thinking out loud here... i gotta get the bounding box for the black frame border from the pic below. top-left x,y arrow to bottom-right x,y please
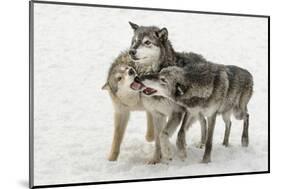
29,0 -> 270,188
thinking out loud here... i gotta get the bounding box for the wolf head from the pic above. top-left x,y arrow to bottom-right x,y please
102,63 -> 139,93
131,65 -> 214,104
102,54 -> 143,106
128,21 -> 169,66
138,67 -> 187,99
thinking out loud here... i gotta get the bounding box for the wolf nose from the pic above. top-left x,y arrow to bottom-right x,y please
134,76 -> 141,83
128,68 -> 135,76
129,49 -> 136,56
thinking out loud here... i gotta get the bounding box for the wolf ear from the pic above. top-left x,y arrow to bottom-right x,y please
102,82 -> 110,90
129,21 -> 139,31
155,27 -> 168,41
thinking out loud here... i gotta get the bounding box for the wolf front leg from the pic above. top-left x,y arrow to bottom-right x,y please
147,112 -> 166,164
108,111 -> 130,161
176,112 -> 195,160
202,112 -> 217,163
145,112 -> 155,142
160,111 -> 183,161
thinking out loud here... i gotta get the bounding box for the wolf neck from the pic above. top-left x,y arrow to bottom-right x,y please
159,39 -> 176,69
134,40 -> 176,74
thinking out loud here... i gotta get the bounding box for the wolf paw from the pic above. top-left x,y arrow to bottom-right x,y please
147,157 -> 161,165
241,137 -> 249,147
162,145 -> 173,161
222,138 -> 230,147
108,152 -> 119,161
202,155 -> 211,163
145,133 -> 154,142
178,148 -> 187,160
196,142 -> 205,149
159,133 -> 173,160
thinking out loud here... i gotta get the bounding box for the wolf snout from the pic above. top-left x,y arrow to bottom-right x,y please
129,49 -> 137,56
134,76 -> 141,83
128,68 -> 135,76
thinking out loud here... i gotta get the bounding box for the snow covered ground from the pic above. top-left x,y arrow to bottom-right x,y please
33,3 -> 268,186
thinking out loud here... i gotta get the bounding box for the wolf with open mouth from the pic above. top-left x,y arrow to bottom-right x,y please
104,22 -> 209,163
132,62 -> 253,163
104,60 -> 186,163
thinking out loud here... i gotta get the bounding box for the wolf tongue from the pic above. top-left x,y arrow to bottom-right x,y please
145,88 -> 152,93
131,82 -> 142,90
143,87 -> 156,95
133,82 -> 141,88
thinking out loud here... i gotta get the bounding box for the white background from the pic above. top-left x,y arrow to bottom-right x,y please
32,2 -> 268,185
0,0 -> 277,189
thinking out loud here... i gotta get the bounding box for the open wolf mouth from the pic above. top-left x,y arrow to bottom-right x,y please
130,78 -> 157,95
142,87 -> 157,95
130,81 -> 144,90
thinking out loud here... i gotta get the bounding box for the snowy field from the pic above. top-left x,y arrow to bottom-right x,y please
33,3 -> 268,186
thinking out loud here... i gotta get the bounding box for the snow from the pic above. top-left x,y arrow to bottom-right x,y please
33,3 -> 268,186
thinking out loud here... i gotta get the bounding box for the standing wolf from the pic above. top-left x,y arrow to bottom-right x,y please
102,52 -> 155,161
104,22 -> 220,163
128,22 -> 210,159
134,62 -> 253,163
103,22 -> 194,163
103,61 -> 185,163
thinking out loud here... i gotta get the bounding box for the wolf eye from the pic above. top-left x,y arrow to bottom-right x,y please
144,40 -> 151,45
117,76 -> 122,81
160,77 -> 167,83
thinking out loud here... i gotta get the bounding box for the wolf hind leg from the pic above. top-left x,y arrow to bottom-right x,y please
241,112 -> 249,147
202,112 -> 217,163
222,111 -> 232,147
233,106 -> 250,147
240,90 -> 251,147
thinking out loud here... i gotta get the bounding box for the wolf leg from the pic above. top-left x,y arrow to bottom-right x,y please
242,113 -> 249,147
239,89 -> 251,147
176,113 -> 195,160
108,111 -> 130,161
202,113 -> 217,163
145,112 -> 154,142
147,112 -> 166,164
160,111 -> 183,161
198,113 -> 207,148
222,111 -> 232,147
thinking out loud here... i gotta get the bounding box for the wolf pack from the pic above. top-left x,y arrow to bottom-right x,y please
102,22 -> 254,164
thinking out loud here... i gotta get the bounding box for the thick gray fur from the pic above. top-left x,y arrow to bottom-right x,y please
104,22 -> 208,163
141,61 -> 253,162
128,22 -> 210,161
128,22 -> 207,74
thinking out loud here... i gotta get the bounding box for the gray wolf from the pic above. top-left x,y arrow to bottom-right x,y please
103,21 -> 184,163
135,62 -> 253,163
128,22 -> 209,160
102,56 -> 185,163
103,22 -> 207,163
127,21 -> 208,74
102,52 -> 155,161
